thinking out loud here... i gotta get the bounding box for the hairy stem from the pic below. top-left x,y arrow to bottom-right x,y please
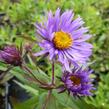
52,61 -> 55,85
42,90 -> 51,109
22,65 -> 47,86
42,60 -> 55,109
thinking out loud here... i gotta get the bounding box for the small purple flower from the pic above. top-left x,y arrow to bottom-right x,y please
59,68 -> 94,96
34,8 -> 93,71
0,45 -> 22,66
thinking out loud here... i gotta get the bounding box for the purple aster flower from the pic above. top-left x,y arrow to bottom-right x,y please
0,45 -> 22,66
59,67 -> 94,96
34,8 -> 93,71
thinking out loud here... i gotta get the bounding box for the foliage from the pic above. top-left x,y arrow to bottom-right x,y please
0,0 -> 109,109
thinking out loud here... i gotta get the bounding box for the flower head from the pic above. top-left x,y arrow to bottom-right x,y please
0,45 -> 22,66
34,8 -> 93,71
59,68 -> 94,96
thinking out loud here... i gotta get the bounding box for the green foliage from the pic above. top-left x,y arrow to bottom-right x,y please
0,0 -> 109,109
85,73 -> 109,109
12,96 -> 38,109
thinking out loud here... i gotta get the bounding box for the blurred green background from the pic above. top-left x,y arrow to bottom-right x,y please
0,0 -> 109,109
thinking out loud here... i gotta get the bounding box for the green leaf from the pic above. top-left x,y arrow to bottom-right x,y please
53,90 -> 80,109
12,96 -> 38,109
14,80 -> 39,96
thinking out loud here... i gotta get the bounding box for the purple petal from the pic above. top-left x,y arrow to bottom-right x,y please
72,27 -> 89,39
49,48 -> 55,60
68,17 -> 84,33
60,10 -> 74,29
54,8 -> 61,31
74,35 -> 92,42
33,50 -> 48,57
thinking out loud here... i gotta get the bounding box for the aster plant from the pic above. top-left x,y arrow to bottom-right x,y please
0,9 -> 94,109
32,8 -> 94,109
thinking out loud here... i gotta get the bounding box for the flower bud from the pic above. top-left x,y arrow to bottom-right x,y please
0,45 -> 22,66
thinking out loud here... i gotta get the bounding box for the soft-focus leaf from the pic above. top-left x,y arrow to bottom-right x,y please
14,80 -> 39,96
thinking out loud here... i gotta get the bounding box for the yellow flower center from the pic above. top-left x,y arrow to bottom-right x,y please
53,31 -> 73,50
70,75 -> 81,86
